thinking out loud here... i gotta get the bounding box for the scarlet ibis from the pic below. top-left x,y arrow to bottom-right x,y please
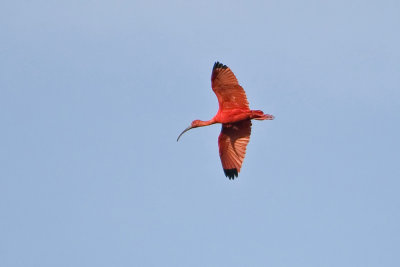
177,62 -> 274,179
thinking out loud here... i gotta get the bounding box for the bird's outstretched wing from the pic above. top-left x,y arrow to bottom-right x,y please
211,62 -> 250,112
218,119 -> 252,179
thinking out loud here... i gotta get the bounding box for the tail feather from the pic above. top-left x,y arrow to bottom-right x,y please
251,110 -> 274,120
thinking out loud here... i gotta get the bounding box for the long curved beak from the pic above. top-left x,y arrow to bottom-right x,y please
177,125 -> 193,141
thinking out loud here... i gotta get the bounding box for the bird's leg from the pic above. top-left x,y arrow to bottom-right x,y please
262,114 -> 275,120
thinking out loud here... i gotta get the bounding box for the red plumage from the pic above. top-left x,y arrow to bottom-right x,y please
177,62 -> 274,179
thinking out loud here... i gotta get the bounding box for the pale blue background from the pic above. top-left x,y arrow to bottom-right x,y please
1,1 -> 399,266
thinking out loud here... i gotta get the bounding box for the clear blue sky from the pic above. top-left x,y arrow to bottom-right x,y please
1,1 -> 399,266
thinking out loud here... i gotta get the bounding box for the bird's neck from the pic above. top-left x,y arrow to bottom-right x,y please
196,118 -> 217,127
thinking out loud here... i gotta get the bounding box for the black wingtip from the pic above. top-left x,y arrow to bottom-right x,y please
213,61 -> 228,71
224,168 -> 238,180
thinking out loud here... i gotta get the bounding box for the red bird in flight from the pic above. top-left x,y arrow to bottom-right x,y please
177,62 -> 274,179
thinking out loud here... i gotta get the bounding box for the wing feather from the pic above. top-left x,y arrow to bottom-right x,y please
218,119 -> 252,179
211,62 -> 250,112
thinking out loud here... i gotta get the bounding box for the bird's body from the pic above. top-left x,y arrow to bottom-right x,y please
177,62 -> 274,179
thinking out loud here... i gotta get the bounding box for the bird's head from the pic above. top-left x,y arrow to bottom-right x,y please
176,120 -> 202,141
191,120 -> 203,128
